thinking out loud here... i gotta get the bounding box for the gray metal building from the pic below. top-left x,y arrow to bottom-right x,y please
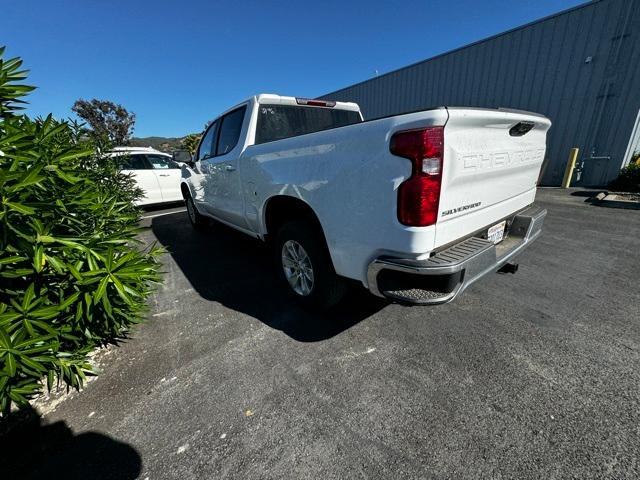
321,0 -> 640,186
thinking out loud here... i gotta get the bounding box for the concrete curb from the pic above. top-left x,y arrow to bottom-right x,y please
590,191 -> 640,210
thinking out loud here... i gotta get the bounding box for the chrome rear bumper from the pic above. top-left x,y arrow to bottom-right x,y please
367,205 -> 547,305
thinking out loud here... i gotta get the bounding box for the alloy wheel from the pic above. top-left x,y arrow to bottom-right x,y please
281,240 -> 315,296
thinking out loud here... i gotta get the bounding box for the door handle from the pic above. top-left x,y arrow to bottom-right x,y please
225,165 -> 236,172
158,173 -> 170,177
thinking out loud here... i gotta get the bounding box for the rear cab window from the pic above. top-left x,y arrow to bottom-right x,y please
255,104 -> 362,145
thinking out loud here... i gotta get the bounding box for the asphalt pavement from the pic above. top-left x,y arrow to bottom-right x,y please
5,188 -> 640,479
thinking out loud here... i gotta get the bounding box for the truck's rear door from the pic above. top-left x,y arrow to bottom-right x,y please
434,108 -> 551,248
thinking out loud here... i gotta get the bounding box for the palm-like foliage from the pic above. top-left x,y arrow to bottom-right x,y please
0,47 -> 162,415
181,133 -> 201,155
0,47 -> 36,119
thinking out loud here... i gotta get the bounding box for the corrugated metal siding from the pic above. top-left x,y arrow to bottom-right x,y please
320,0 -> 640,186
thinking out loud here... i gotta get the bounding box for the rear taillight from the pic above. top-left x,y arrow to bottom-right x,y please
390,126 -> 444,227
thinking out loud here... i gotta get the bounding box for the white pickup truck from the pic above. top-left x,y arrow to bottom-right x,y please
181,94 -> 550,308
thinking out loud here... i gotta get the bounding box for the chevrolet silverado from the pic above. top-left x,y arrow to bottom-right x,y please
181,94 -> 551,308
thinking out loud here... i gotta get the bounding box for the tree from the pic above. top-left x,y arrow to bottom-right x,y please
181,133 -> 201,155
72,98 -> 135,145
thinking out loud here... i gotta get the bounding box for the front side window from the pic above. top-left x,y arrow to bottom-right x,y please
255,105 -> 362,145
121,154 -> 150,170
216,106 -> 247,156
197,121 -> 218,161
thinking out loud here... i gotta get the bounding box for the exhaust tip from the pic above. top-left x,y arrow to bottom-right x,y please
498,263 -> 519,274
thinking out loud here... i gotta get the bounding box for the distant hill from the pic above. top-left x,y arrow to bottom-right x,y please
129,136 -> 183,153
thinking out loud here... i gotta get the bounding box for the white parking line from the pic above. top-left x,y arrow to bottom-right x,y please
141,209 -> 187,219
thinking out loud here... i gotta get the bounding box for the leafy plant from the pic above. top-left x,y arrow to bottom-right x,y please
0,47 -> 162,415
608,161 -> 640,193
0,47 -> 35,119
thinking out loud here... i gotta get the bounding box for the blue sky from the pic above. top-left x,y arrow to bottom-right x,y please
4,0 -> 585,138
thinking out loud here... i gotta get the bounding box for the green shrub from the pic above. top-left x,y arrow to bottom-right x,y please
608,161 -> 640,193
0,47 -> 162,415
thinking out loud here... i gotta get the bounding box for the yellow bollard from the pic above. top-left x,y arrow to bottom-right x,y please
561,148 -> 579,188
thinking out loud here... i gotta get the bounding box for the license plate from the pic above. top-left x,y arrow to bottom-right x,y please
487,220 -> 506,244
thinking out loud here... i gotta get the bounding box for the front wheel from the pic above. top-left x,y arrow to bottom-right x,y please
275,221 -> 346,309
185,194 -> 207,230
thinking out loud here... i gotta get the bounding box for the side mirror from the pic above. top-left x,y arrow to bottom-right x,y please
172,149 -> 194,167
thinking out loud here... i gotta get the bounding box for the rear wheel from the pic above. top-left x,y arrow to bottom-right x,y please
275,220 -> 346,309
185,194 -> 207,230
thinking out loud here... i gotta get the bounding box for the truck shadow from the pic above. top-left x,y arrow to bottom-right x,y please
150,212 -> 388,342
1,406 -> 141,480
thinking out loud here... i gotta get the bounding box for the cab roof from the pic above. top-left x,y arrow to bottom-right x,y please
254,94 -> 361,112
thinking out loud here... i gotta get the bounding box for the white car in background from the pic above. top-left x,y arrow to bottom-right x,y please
110,147 -> 182,206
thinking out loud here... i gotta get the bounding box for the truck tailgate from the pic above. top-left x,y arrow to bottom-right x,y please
435,108 -> 551,248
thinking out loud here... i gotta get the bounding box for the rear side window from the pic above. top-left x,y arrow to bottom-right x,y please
121,155 -> 149,170
146,155 -> 179,169
216,106 -> 247,155
255,105 -> 361,145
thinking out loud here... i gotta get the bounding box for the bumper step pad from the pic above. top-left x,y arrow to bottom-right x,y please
367,205 -> 547,305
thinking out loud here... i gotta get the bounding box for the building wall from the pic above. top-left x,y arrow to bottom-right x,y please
320,0 -> 640,186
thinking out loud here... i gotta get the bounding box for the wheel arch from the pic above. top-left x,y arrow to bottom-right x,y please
262,195 -> 325,240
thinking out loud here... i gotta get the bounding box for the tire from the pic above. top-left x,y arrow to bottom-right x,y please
185,194 -> 207,230
274,220 -> 347,309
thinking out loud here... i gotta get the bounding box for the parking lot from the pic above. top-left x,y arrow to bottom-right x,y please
13,188 -> 640,479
